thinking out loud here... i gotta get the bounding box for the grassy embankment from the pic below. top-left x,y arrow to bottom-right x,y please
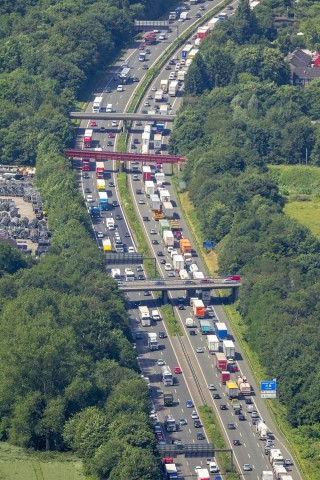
174,169 -> 317,479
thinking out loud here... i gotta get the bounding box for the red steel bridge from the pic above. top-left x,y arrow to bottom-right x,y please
65,149 -> 187,164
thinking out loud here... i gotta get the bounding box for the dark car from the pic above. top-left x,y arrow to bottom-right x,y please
138,274 -> 145,280
144,290 -> 151,296
160,259 -> 166,264
135,332 -> 142,340
112,201 -> 119,207
178,304 -> 185,310
220,404 -> 227,410
227,423 -> 236,430
213,393 -> 220,399
157,251 -> 164,256
136,188 -> 142,194
245,397 -> 253,404
252,417 -> 260,425
115,214 -> 122,220
84,188 -> 91,193
152,240 -> 158,244
233,439 -> 241,446
143,216 -> 149,221
125,232 -> 130,237
159,331 -> 167,338
83,173 -> 89,179
194,420 -> 202,428
234,409 -> 242,416
109,181 -> 115,187
133,138 -> 139,144
107,140 -> 113,146
197,432 -> 205,440
239,414 -> 246,421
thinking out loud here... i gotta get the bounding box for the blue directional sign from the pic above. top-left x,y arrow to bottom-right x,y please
203,241 -> 215,249
261,380 -> 277,391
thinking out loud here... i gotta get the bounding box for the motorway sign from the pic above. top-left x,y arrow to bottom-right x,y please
260,380 -> 277,399
261,393 -> 277,399
203,241 -> 215,248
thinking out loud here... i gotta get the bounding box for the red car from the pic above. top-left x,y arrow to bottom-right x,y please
90,120 -> 97,127
108,133 -> 115,138
174,366 -> 182,374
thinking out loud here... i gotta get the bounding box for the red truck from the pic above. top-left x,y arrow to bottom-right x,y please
96,161 -> 105,179
83,128 -> 93,148
215,352 -> 227,371
144,32 -> 156,45
82,159 -> 90,171
221,370 -> 231,384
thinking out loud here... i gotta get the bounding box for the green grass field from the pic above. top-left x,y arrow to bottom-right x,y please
0,442 -> 86,480
269,165 -> 320,240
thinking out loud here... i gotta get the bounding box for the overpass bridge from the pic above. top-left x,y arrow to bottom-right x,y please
118,278 -> 241,302
70,112 -> 176,122
65,149 -> 186,164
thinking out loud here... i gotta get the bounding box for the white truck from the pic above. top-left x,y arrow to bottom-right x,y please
106,218 -> 115,230
165,414 -> 176,432
256,420 -> 269,440
92,96 -> 103,112
151,309 -> 161,321
160,104 -> 169,115
223,339 -> 235,359
189,263 -> 199,274
177,70 -> 186,82
179,269 -> 190,280
111,268 -> 121,279
161,365 -> 173,386
148,332 -> 158,350
153,133 -> 162,149
159,189 -> 170,202
163,230 -> 174,247
196,468 -> 210,480
173,254 -> 185,271
124,267 -> 135,281
162,201 -> 174,219
150,194 -> 161,210
169,80 -> 179,96
155,172 -> 165,186
193,271 -> 205,280
145,180 -> 155,196
155,89 -> 164,101
269,449 -> 284,466
160,79 -> 169,93
138,306 -> 151,327
207,335 -> 219,352
180,11 -> 189,20
261,472 -> 273,480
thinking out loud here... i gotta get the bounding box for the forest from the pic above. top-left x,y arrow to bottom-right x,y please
0,0 -> 176,478
169,0 -> 320,471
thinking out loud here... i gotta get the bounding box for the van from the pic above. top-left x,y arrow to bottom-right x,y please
209,462 -> 219,473
106,104 -> 113,113
117,85 -> 124,92
169,72 -> 175,80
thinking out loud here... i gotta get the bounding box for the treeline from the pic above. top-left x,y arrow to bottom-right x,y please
0,0 -> 169,478
170,0 -> 320,471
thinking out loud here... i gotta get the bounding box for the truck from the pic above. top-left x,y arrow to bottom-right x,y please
162,201 -> 174,219
182,44 -> 193,59
159,219 -> 171,236
155,89 -> 164,101
207,335 -> 219,352
161,365 -> 173,386
185,317 -> 195,327
155,122 -> 165,134
169,80 -> 179,97
151,309 -> 161,321
153,209 -> 165,221
144,31 -> 156,45
92,96 -> 103,112
159,104 -> 169,115
256,420 -> 269,440
90,205 -> 100,218
164,463 -> 178,480
155,172 -> 166,186
145,180 -> 155,196
261,472 -> 273,480
173,254 -> 185,271
237,375 -> 251,396
150,194 -> 161,211
96,161 -> 104,179
214,322 -> 228,340
153,133 -> 162,149
269,449 -> 284,466
97,179 -> 106,190
124,267 -> 135,281
98,191 -> 108,211
193,299 -> 205,318
225,380 -> 239,399
273,466 -> 289,479
220,370 -> 230,384
215,352 -> 228,371
138,306 -> 151,327
196,468 -> 210,480
163,230 -> 174,247
180,11 -> 189,20
142,165 -> 151,181
82,159 -> 90,171
223,339 -> 235,359
199,319 -> 211,333
165,415 -> 176,432
106,217 -> 115,230
159,189 -> 170,202
163,391 -> 174,406
189,263 -> 199,274
102,238 -> 112,251
218,12 -> 228,20
179,269 -> 190,280
177,70 -> 186,82
111,268 -> 121,279
188,48 -> 199,59
148,332 -> 158,350
83,129 -> 93,148
193,271 -> 205,280
180,238 -> 191,253
197,25 -> 210,39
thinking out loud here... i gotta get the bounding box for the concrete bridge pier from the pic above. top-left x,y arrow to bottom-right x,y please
162,290 -> 168,304
231,287 -> 239,302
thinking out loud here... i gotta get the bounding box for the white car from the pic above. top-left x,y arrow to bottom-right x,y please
243,464 -> 252,471
159,34 -> 166,40
196,346 -> 204,353
97,231 -> 104,239
208,384 -> 216,391
191,411 -> 199,419
175,63 -> 181,71
209,462 -> 219,473
128,246 -> 135,253
169,72 -> 175,80
164,263 -> 172,271
138,199 -> 145,204
116,85 -> 123,92
157,359 -> 165,366
86,195 -> 93,202
112,120 -> 118,127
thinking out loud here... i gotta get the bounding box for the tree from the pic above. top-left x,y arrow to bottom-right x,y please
231,0 -> 258,44
184,53 -> 209,95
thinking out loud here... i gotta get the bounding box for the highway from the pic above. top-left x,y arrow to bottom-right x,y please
76,1 -> 302,480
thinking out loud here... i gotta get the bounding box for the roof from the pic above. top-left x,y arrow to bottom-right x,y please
288,48 -> 311,68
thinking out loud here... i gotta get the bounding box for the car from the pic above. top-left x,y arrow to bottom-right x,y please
214,476 -> 222,480
209,462 -> 219,473
146,49 -> 150,54
116,85 -> 123,92
157,358 -> 165,366
139,43 -> 145,50
138,199 -> 145,204
178,304 -> 185,310
196,347 -> 204,353
142,65 -> 148,70
227,423 -> 236,430
164,263 -> 172,270
172,439 -> 182,445
245,397 -> 253,404
197,432 -> 205,440
179,418 -> 187,426
167,272 -> 175,277
251,411 -> 259,418
143,216 -> 149,221
252,417 -> 260,425
233,439 -> 241,446
136,188 -> 142,194
239,414 -> 246,421
137,274 -> 145,280
190,330 -> 196,336
169,72 -> 175,80
213,393 -> 221,399
284,459 -> 293,467
150,229 -> 156,234
125,232 -> 130,237
144,290 -> 151,296
154,149 -> 161,155
128,246 -> 135,253
90,120 -> 97,127
265,439 -> 273,447
220,404 -> 227,410
199,5 -> 205,10
165,65 -> 171,70
152,86 -> 157,91
97,231 -> 104,238
144,101 -> 150,107
107,140 -> 113,146
154,281 -> 165,285
109,181 -> 115,187
131,144 -> 136,149
174,366 -> 182,374
243,464 -> 252,471
84,188 -> 91,193
160,258 -> 166,264
135,332 -> 142,340
112,120 -> 118,127
100,126 -> 106,132
133,175 -> 139,181
156,432 -> 164,440
227,5 -> 234,9
108,132 -> 115,138
133,77 -> 140,82
152,239 -> 158,245
159,34 -> 166,40
157,251 -> 164,256
115,214 -> 122,220
184,280 -> 195,284
195,13 -> 201,18
112,201 -> 119,207
208,384 -> 216,391
194,419 -> 202,428
103,87 -> 111,93
191,410 -> 198,419
86,195 -> 93,201
234,409 -> 241,416
83,173 -> 89,179
159,331 -> 166,338
186,400 -> 194,408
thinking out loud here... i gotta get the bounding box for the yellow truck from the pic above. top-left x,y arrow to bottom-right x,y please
225,381 -> 239,400
153,209 -> 164,221
102,238 -> 112,251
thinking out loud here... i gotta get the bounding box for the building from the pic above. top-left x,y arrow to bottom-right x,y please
288,48 -> 320,86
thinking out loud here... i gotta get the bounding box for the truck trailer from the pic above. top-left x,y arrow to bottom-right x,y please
138,306 -> 151,327
165,415 -> 176,432
221,370 -> 231,384
215,352 -> 228,371
148,332 -> 158,350
207,334 -> 219,352
199,319 -> 211,333
173,254 -> 185,271
161,365 -> 173,386
196,468 -> 210,480
163,230 -> 174,247
193,299 -> 205,318
169,80 -> 179,96
256,420 -> 269,440
223,339 -> 235,358
214,322 -> 228,340
163,391 -> 174,406
160,79 -> 169,93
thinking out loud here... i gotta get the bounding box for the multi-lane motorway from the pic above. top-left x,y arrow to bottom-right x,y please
77,2 -> 302,479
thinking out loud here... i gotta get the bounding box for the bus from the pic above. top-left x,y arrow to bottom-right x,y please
139,52 -> 147,62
